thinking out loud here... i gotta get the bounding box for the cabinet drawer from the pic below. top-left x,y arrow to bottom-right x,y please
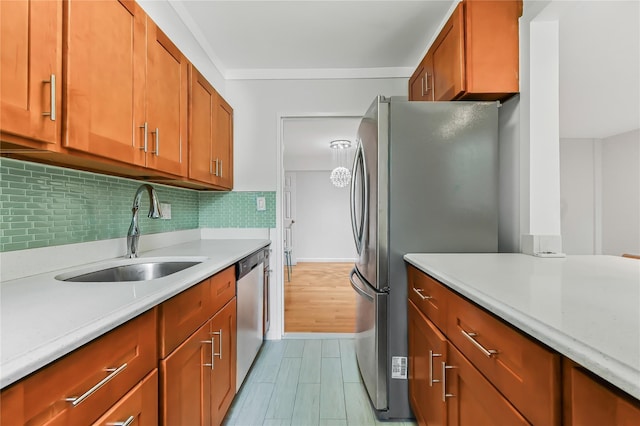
447,292 -> 561,425
159,278 -> 211,358
91,369 -> 158,426
0,309 -> 157,425
210,266 -> 236,315
407,265 -> 448,330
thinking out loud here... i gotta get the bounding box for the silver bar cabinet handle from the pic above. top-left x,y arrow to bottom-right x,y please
442,362 -> 455,402
412,287 -> 432,301
424,72 -> 430,94
66,363 -> 127,406
151,128 -> 159,155
212,329 -> 222,359
460,329 -> 498,358
202,338 -> 215,369
108,416 -> 135,426
42,74 -> 56,121
219,160 -> 222,177
421,76 -> 425,97
214,158 -> 220,176
429,350 -> 441,386
139,122 -> 148,152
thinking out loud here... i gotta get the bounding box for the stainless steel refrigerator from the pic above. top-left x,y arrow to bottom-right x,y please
349,96 -> 499,420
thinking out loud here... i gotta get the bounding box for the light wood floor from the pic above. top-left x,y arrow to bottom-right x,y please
284,262 -> 356,333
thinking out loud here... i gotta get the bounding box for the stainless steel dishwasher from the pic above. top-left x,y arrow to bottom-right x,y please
236,248 -> 265,390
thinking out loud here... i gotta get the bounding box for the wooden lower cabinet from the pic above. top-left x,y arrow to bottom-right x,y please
563,359 -> 640,426
161,318 -> 213,425
161,297 -> 237,426
408,300 -> 447,426
0,310 -> 157,425
445,345 -> 528,425
407,265 -> 561,426
210,298 -> 237,426
92,370 -> 158,426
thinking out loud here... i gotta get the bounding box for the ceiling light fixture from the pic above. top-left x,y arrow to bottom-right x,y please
329,139 -> 352,188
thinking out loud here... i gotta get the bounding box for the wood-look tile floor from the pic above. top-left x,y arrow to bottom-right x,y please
223,339 -> 417,426
284,263 -> 356,333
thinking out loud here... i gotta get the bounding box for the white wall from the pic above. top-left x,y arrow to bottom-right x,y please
560,138 -> 598,254
291,171 -> 357,261
601,129 -> 640,256
226,78 -> 406,191
559,129 -> 640,256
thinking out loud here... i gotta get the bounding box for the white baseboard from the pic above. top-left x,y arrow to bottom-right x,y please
283,332 -> 355,339
296,258 -> 357,263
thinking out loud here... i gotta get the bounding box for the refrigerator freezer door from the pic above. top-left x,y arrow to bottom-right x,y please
349,268 -> 388,410
353,96 -> 389,291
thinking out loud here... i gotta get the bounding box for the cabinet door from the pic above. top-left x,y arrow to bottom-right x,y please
91,370 -> 158,426
432,3 -> 465,101
408,300 -> 447,426
213,93 -> 234,189
145,22 -> 188,177
564,359 -> 640,426
1,0 -> 62,145
445,345 -> 530,426
408,64 -> 425,102
210,298 -> 237,425
161,321 -> 212,426
64,0 -> 146,166
188,66 -> 216,184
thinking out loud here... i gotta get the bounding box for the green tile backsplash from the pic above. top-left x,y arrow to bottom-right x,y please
0,158 -> 275,252
199,191 -> 276,228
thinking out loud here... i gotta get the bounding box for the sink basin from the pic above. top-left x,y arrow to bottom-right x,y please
57,259 -> 204,282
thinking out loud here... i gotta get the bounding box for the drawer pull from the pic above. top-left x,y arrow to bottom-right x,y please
429,350 -> 442,386
212,329 -> 223,359
442,362 -> 456,402
412,287 -> 432,301
66,363 -> 127,407
461,329 -> 498,358
108,415 -> 135,426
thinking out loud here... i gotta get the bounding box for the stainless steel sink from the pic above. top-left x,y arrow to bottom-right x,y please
57,260 -> 203,282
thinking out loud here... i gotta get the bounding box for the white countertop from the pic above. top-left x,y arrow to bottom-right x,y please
0,239 -> 270,389
404,253 -> 640,400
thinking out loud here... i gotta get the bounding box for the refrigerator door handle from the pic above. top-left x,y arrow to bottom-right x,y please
349,268 -> 374,301
350,142 -> 365,254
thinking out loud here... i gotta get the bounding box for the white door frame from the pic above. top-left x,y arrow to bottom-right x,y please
275,111 -> 362,338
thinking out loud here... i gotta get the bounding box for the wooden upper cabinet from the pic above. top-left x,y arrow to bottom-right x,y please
432,3 -> 465,101
408,52 -> 434,102
410,0 -> 522,102
64,1 -> 187,176
145,22 -> 188,176
64,0 -> 146,166
213,94 -> 234,189
189,66 -> 217,185
188,66 -> 234,189
1,0 -> 62,145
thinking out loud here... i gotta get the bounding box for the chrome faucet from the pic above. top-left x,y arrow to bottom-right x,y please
126,184 -> 163,258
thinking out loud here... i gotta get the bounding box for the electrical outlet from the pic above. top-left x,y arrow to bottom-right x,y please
256,197 -> 266,211
160,203 -> 171,219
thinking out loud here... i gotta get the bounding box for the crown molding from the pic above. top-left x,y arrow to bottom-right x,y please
167,0 -> 228,78
225,67 -> 414,80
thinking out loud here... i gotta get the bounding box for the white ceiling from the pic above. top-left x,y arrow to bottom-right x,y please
176,0 -> 455,79
171,0 -> 639,155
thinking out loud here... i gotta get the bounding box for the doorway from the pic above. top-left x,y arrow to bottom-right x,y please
281,116 -> 360,334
